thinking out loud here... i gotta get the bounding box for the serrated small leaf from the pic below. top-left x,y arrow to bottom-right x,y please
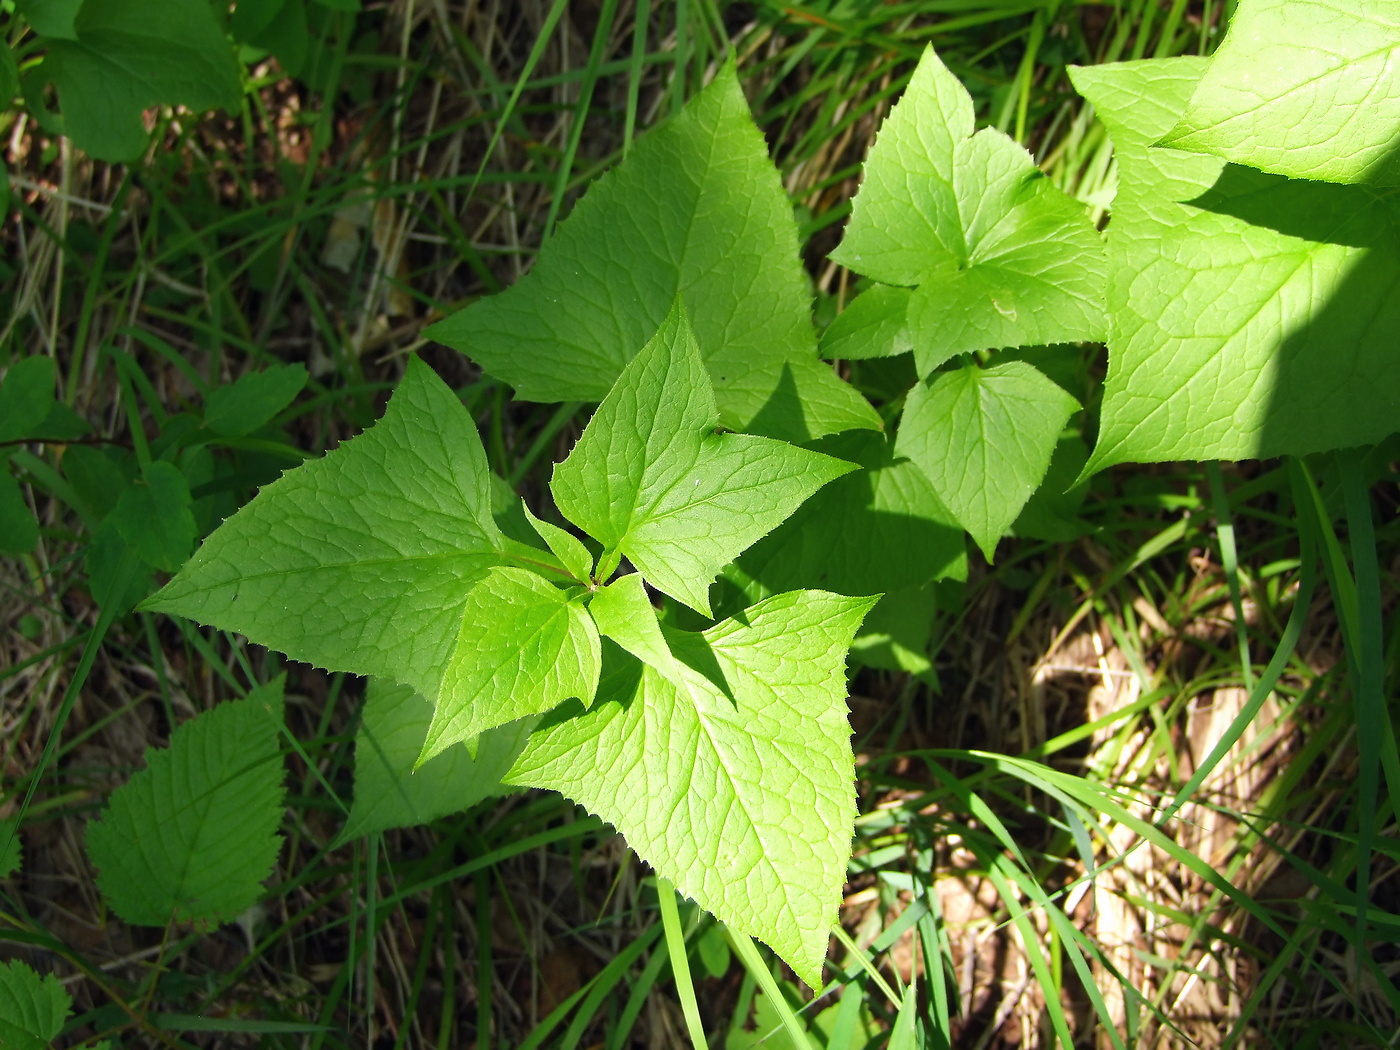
44,0 -> 242,162
506,591 -> 878,988
896,361 -> 1078,560
1159,0 -> 1400,185
831,46 -> 1105,372
0,357 -> 56,443
818,284 -> 914,362
587,573 -> 691,690
340,678 -> 531,841
204,363 -> 308,438
111,461 -> 197,573
521,502 -> 594,583
86,678 -> 286,928
144,358 -> 512,706
0,817 -> 22,878
551,303 -> 856,615
0,959 -> 70,1050
0,472 -> 38,555
426,62 -> 878,442
418,566 -> 599,764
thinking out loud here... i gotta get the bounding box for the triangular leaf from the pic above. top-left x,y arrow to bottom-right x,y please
551,303 -> 857,615
340,678 -> 531,841
1072,58 -> 1400,468
896,361 -> 1078,560
85,678 -> 287,928
1159,0 -> 1400,185
426,62 -> 879,442
44,0 -> 242,162
418,566 -> 599,764
0,959 -> 70,1050
831,46 -> 1106,373
144,358 -> 513,705
505,591 -> 878,989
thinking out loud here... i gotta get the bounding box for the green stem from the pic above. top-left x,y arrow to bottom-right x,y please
656,877 -> 708,1048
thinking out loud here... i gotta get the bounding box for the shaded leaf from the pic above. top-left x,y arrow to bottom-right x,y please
0,472 -> 38,555
0,357 -> 56,443
204,363 -> 308,438
86,678 -> 287,927
0,959 -> 69,1050
44,0 -> 242,161
1072,58 -> 1400,467
340,679 -> 531,841
111,461 -> 197,573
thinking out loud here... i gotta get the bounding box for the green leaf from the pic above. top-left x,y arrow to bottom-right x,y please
1159,0 -> 1400,185
426,62 -> 879,442
830,46 -> 1105,374
849,586 -> 938,679
0,959 -> 70,1050
111,461 -> 197,573
86,516 -> 155,615
1,41 -> 19,106
1011,433 -> 1091,541
44,0 -> 243,162
1072,58 -> 1400,467
551,303 -> 857,615
144,358 -> 510,705
818,284 -> 914,361
62,445 -> 129,522
520,502 -> 594,583
204,363 -> 308,438
0,817 -> 22,878
896,361 -> 1078,560
0,357 -> 56,443
418,566 -> 599,765
733,430 -> 965,602
587,573 -> 691,689
85,678 -> 286,928
340,679 -> 531,841
231,0 -> 288,41
16,0 -> 82,39
0,472 -> 38,555
506,591 -> 878,989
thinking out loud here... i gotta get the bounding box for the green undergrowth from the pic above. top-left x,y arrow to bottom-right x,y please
3,0 -> 1399,1047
